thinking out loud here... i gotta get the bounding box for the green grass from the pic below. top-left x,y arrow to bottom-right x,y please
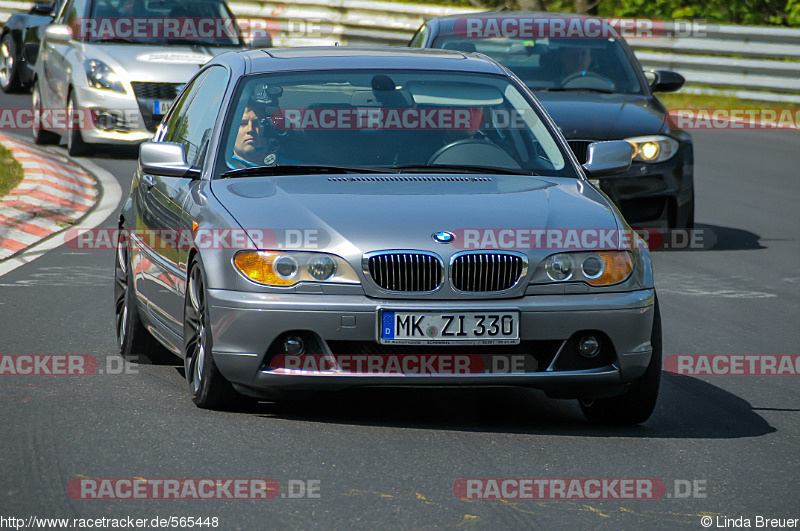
0,145 -> 24,197
658,92 -> 793,110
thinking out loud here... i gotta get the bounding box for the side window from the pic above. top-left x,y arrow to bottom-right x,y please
58,0 -> 88,25
159,70 -> 210,142
163,67 -> 229,169
409,25 -> 429,47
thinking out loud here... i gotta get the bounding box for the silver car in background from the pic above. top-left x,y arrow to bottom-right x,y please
115,47 -> 662,425
31,0 -> 269,155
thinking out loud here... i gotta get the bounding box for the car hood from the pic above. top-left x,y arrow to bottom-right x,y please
82,43 -> 240,82
535,92 -> 667,140
211,174 -> 619,254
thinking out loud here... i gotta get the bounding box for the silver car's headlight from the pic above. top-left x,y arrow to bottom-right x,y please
234,250 -> 360,287
532,251 -> 635,286
625,135 -> 679,163
84,59 -> 125,93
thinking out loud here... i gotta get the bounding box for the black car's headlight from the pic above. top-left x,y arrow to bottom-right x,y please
625,135 -> 679,163
531,251 -> 635,286
84,59 -> 125,93
234,250 -> 360,287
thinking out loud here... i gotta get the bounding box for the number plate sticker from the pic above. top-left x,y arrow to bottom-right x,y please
380,311 -> 520,345
153,100 -> 171,115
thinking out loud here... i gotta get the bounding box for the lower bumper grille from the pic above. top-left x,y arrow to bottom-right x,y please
131,82 -> 183,133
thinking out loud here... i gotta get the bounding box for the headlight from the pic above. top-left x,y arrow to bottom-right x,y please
534,251 -> 634,286
625,135 -> 678,163
233,251 -> 359,287
84,59 -> 125,93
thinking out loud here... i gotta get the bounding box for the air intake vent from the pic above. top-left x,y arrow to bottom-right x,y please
451,253 -> 526,292
568,140 -> 593,164
366,252 -> 443,292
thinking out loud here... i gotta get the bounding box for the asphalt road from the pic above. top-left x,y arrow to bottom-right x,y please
1,90 -> 798,529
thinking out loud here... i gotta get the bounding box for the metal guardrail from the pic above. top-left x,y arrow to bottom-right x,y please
3,0 -> 799,102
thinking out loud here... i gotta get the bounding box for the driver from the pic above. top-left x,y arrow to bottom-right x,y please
560,47 -> 593,79
231,100 -> 269,168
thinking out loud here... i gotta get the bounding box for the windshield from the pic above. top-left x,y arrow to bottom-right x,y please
84,0 -> 243,47
216,70 -> 576,178
433,36 -> 645,95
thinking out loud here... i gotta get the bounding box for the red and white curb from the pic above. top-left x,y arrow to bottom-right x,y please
0,133 -> 121,275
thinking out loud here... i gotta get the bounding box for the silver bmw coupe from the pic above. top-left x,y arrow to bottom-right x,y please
115,46 -> 661,425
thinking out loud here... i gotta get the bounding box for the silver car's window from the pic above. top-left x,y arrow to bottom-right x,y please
163,66 -> 229,168
433,36 -> 644,94
58,0 -> 89,24
84,0 -> 243,46
217,70 -> 573,176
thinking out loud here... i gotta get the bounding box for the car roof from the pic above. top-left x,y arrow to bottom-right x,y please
211,46 -> 508,75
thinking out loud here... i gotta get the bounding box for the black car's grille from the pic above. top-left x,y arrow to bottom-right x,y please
568,140 -> 592,164
131,82 -> 183,100
451,253 -> 525,292
367,253 -> 442,292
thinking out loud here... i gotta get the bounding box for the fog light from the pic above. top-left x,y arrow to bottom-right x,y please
577,336 -> 600,358
284,336 -> 304,355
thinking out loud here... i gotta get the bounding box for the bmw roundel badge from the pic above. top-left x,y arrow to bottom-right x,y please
433,231 -> 455,244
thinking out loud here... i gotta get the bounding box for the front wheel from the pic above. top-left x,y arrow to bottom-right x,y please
184,256 -> 244,409
0,33 -> 22,93
579,295 -> 662,425
31,81 -> 60,145
67,91 -> 92,156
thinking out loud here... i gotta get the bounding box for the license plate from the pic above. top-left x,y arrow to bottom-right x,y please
153,100 -> 171,115
380,311 -> 520,345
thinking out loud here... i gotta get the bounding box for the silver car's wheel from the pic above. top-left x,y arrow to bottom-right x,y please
579,295 -> 662,425
67,91 -> 91,156
0,33 -> 21,93
114,228 -> 170,362
31,81 -> 60,144
183,256 -> 241,409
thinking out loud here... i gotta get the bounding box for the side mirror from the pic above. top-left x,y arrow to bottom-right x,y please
649,69 -> 684,93
44,24 -> 72,43
140,142 -> 200,178
250,31 -> 272,49
582,141 -> 632,177
31,3 -> 54,15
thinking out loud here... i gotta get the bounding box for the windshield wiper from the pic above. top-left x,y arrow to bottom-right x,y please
388,163 -> 534,176
89,37 -> 139,43
220,164 -> 393,179
543,87 -> 615,94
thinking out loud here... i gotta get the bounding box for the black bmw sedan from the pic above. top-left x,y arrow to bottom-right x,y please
410,12 -> 694,229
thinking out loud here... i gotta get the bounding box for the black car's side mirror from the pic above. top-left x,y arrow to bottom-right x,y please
582,141 -> 633,177
649,69 -> 685,93
140,142 -> 201,179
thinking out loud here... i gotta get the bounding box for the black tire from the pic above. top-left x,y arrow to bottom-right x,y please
184,255 -> 243,409
67,91 -> 92,156
31,81 -> 60,145
0,33 -> 22,93
579,295 -> 662,425
114,229 -> 172,363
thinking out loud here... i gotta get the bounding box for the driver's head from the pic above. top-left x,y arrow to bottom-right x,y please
561,47 -> 592,74
234,100 -> 268,164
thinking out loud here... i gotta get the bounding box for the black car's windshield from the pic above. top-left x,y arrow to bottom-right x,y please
432,35 -> 645,95
216,70 -> 576,178
84,0 -> 243,47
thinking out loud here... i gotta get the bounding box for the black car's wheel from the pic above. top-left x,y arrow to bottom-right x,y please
67,91 -> 92,156
32,81 -> 60,145
0,33 -> 22,93
184,256 -> 242,409
579,295 -> 662,425
114,229 -> 171,362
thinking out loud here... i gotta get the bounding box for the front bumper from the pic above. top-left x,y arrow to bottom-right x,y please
206,288 -> 656,399
74,86 -> 154,145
